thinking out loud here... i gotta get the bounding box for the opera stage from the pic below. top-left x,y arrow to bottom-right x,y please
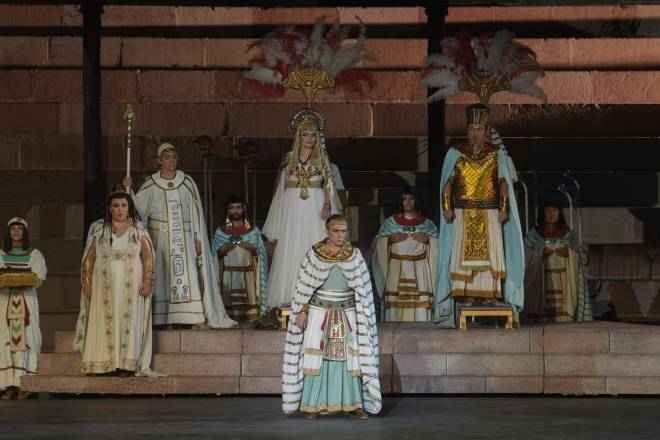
23,321 -> 660,397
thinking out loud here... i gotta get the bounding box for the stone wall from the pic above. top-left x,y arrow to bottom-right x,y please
1,4 -> 659,348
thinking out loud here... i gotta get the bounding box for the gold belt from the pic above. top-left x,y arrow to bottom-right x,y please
390,251 -> 427,261
224,264 -> 254,272
285,180 -> 323,189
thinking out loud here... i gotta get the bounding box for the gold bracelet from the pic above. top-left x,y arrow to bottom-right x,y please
442,194 -> 452,211
500,196 -> 509,212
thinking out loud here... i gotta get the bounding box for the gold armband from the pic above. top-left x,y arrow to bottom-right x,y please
442,194 -> 452,212
500,196 -> 509,212
81,254 -> 94,288
301,303 -> 310,314
141,236 -> 155,287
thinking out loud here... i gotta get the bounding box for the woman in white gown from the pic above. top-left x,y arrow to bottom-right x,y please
74,189 -> 156,376
256,109 -> 342,329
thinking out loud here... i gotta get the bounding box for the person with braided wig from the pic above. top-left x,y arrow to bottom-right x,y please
73,188 -> 158,376
0,218 -> 46,399
256,109 -> 342,329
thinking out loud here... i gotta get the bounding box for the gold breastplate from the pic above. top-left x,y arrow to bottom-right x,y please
454,148 -> 499,205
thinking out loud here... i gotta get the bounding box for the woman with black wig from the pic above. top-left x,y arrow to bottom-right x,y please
73,188 -> 159,376
0,217 -> 46,399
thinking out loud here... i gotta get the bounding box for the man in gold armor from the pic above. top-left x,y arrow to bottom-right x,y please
435,104 -> 525,328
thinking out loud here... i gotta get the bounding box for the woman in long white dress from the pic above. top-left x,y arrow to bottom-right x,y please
0,217 -> 46,399
74,190 -> 156,376
256,109 -> 342,329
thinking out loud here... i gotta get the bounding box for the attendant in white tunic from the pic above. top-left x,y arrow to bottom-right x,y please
371,188 -> 438,321
123,143 -> 237,329
257,109 -> 342,329
0,218 -> 46,399
74,190 -> 156,375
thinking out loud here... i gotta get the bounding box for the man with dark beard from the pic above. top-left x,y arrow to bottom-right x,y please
211,195 -> 268,323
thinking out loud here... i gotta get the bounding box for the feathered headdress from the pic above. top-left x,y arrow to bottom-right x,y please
421,29 -> 546,104
243,16 -> 375,107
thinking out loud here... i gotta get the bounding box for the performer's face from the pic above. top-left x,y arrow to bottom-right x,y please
402,194 -> 417,214
110,198 -> 130,222
8,225 -> 24,242
467,124 -> 486,146
227,203 -> 245,221
158,149 -> 178,172
300,130 -> 317,149
326,223 -> 348,247
544,207 -> 560,225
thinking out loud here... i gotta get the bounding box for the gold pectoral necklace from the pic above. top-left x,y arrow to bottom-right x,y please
294,162 -> 321,200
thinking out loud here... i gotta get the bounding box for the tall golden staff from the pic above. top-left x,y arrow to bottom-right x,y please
123,104 -> 135,192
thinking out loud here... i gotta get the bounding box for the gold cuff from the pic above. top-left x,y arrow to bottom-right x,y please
500,196 -> 509,212
81,253 -> 94,288
442,194 -> 452,211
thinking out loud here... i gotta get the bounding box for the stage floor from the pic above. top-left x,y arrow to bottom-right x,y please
23,321 -> 660,396
0,396 -> 654,440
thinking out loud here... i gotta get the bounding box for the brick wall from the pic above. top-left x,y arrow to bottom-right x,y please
1,5 -> 659,348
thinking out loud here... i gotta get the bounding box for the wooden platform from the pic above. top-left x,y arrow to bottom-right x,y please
21,321 -> 660,396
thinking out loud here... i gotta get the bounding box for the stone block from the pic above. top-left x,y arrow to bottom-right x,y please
37,204 -> 66,238
0,136 -> 20,168
392,354 -> 447,376
607,354 -> 660,377
64,204 -> 84,240
33,239 -> 83,272
530,326 -> 544,353
0,37 -> 48,66
607,378 -> 660,395
392,376 -> 485,393
205,39 -> 251,68
544,377 -> 606,395
570,39 -> 660,70
394,325 -> 530,354
447,354 -> 543,377
610,330 -> 660,354
542,328 -> 609,353
61,5 -> 81,26
122,38 -> 204,67
229,103 -> 371,138
0,103 -> 59,135
104,136 -> 144,171
137,70 -> 212,102
600,244 -> 651,280
252,7 -> 339,24
338,7 -> 424,24
152,354 -> 241,376
378,323 -> 396,355
380,354 -> 393,377
380,375 -> 393,394
174,7 -> 254,26
180,330 -> 242,353
40,312 -> 78,352
101,71 -> 138,102
36,353 -> 80,376
31,70 -> 82,101
544,354 -> 608,376
20,135 -> 84,169
239,376 -> 281,394
343,71 -> 420,103
372,104 -> 426,137
241,354 -> 283,377
486,376 -> 543,393
144,103 -> 227,137
58,102 -> 83,136
21,376 -> 173,394
0,70 -> 32,100
48,37 -> 81,66
362,39 -> 426,69
172,376 -> 239,394
54,331 -> 76,353
154,331 -> 181,353
0,5 -> 65,26
103,6 -> 176,26
242,329 -> 285,354
38,273 -> 80,310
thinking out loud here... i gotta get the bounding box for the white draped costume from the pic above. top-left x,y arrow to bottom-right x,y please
0,248 -> 46,388
74,220 -> 153,374
263,152 -> 341,308
132,171 -> 236,328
